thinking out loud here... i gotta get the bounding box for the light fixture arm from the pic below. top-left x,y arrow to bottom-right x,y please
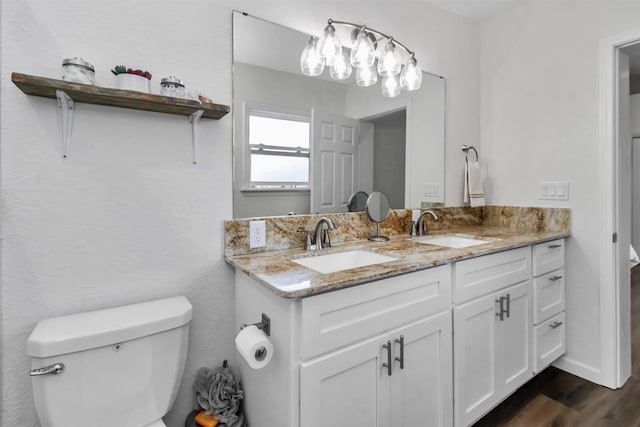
326,19 -> 415,57
302,18 -> 424,96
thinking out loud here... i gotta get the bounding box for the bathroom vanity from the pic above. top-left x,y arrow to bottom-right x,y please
226,207 -> 568,427
453,239 -> 565,426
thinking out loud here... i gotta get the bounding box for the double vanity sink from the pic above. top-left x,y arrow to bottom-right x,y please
292,234 -> 492,274
228,217 -> 569,427
226,224 -> 568,298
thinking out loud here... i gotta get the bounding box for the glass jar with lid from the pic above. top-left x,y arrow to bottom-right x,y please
62,57 -> 95,85
160,76 -> 185,98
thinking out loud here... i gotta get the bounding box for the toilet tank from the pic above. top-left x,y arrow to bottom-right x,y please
26,296 -> 193,427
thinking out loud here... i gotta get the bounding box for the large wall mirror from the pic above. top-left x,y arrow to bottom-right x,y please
232,12 -> 446,218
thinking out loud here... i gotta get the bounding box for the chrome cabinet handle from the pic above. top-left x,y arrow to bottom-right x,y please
550,321 -> 563,329
505,293 -> 511,318
395,335 -> 405,369
495,296 -> 505,321
549,275 -> 563,282
30,363 -> 65,377
382,341 -> 392,376
548,244 -> 562,249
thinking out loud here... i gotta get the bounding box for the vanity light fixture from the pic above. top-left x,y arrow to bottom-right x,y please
300,19 -> 422,97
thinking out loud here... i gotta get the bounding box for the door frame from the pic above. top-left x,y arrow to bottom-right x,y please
599,27 -> 640,389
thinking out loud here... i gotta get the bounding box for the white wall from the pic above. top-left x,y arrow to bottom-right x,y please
1,1 -> 235,426
481,0 -> 640,383
1,0 -> 480,426
345,73 -> 447,207
632,95 -> 640,251
631,93 -> 640,135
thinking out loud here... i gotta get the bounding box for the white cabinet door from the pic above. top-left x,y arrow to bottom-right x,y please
389,311 -> 453,427
454,281 -> 533,427
300,310 -> 453,427
453,292 -> 499,427
300,334 -> 390,427
495,281 -> 533,396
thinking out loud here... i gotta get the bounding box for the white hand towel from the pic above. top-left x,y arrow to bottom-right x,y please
464,161 -> 485,207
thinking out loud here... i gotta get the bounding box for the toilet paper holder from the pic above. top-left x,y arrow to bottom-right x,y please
241,313 -> 271,336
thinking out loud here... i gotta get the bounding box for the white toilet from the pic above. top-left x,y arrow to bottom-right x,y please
26,296 -> 193,427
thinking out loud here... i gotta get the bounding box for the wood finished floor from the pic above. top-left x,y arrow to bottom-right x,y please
473,265 -> 640,427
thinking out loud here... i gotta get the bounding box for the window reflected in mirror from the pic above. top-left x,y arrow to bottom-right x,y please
247,105 -> 310,189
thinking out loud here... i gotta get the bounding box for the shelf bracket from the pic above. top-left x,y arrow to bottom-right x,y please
56,90 -> 74,158
189,109 -> 204,164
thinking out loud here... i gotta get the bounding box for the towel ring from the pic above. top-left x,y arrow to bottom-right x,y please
461,145 -> 479,163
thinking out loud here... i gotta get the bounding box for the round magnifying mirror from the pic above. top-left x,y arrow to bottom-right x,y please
366,191 -> 391,241
347,190 -> 369,212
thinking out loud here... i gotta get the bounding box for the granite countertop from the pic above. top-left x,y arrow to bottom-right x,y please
225,225 -> 569,299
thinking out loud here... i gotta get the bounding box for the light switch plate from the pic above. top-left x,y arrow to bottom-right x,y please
556,181 -> 569,200
422,183 -> 438,197
539,181 -> 569,201
249,220 -> 266,248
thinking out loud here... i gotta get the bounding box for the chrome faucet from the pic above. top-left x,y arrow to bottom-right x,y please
414,210 -> 438,236
297,217 -> 338,250
313,217 -> 336,250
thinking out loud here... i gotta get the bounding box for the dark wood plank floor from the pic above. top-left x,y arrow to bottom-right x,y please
473,265 -> 640,427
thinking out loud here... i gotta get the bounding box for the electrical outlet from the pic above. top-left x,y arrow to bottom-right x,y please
249,221 -> 266,248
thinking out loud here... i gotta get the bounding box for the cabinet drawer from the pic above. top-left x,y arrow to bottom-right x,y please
300,265 -> 451,361
533,269 -> 565,324
533,312 -> 566,373
453,246 -> 531,304
533,239 -> 565,276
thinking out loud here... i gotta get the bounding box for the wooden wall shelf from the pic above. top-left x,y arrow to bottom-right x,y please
11,72 -> 230,120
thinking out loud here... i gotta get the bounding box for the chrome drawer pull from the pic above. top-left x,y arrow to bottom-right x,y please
382,341 -> 392,376
30,363 -> 65,376
549,321 -> 563,329
549,275 -> 563,282
548,244 -> 562,249
505,293 -> 511,318
495,296 -> 505,321
395,335 -> 405,369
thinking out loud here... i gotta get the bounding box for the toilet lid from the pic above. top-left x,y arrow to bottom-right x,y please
27,296 -> 192,358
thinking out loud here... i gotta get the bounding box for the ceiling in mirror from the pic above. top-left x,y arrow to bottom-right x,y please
232,12 -> 446,219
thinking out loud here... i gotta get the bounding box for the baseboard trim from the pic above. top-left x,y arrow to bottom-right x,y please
552,356 -> 605,387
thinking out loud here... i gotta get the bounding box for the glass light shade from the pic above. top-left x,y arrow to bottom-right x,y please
381,74 -> 401,97
356,64 -> 377,87
300,36 -> 325,76
318,23 -> 342,66
350,29 -> 375,69
400,56 -> 422,90
330,49 -> 352,80
377,40 -> 402,76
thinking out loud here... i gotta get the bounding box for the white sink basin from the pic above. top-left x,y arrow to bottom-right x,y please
415,235 -> 491,248
292,250 -> 398,274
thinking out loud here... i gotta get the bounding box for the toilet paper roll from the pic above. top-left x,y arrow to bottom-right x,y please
235,325 -> 274,369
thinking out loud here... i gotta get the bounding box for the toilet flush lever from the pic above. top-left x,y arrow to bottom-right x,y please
30,363 -> 65,377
